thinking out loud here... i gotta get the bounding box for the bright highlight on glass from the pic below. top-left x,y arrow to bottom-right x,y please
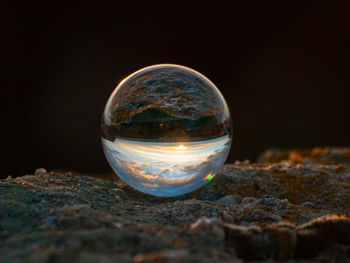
101,64 -> 232,197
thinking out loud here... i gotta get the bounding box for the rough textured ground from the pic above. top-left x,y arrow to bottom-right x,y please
1,147 -> 350,262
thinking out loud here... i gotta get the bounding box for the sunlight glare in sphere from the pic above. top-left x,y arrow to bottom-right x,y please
176,145 -> 187,150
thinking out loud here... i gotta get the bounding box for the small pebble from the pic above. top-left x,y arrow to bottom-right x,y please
242,159 -> 250,164
217,194 -> 242,205
34,168 -> 47,176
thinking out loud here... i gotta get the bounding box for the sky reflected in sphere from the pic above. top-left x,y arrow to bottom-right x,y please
101,64 -> 232,196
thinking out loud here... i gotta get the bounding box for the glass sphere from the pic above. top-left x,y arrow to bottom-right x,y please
101,64 -> 232,197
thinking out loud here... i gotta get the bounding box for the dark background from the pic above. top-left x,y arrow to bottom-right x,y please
2,1 -> 350,177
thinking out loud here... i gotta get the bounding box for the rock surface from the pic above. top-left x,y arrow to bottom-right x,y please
1,148 -> 350,262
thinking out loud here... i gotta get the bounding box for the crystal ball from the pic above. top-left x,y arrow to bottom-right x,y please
101,64 -> 232,196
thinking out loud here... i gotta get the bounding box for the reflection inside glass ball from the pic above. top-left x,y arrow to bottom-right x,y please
101,64 -> 232,196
